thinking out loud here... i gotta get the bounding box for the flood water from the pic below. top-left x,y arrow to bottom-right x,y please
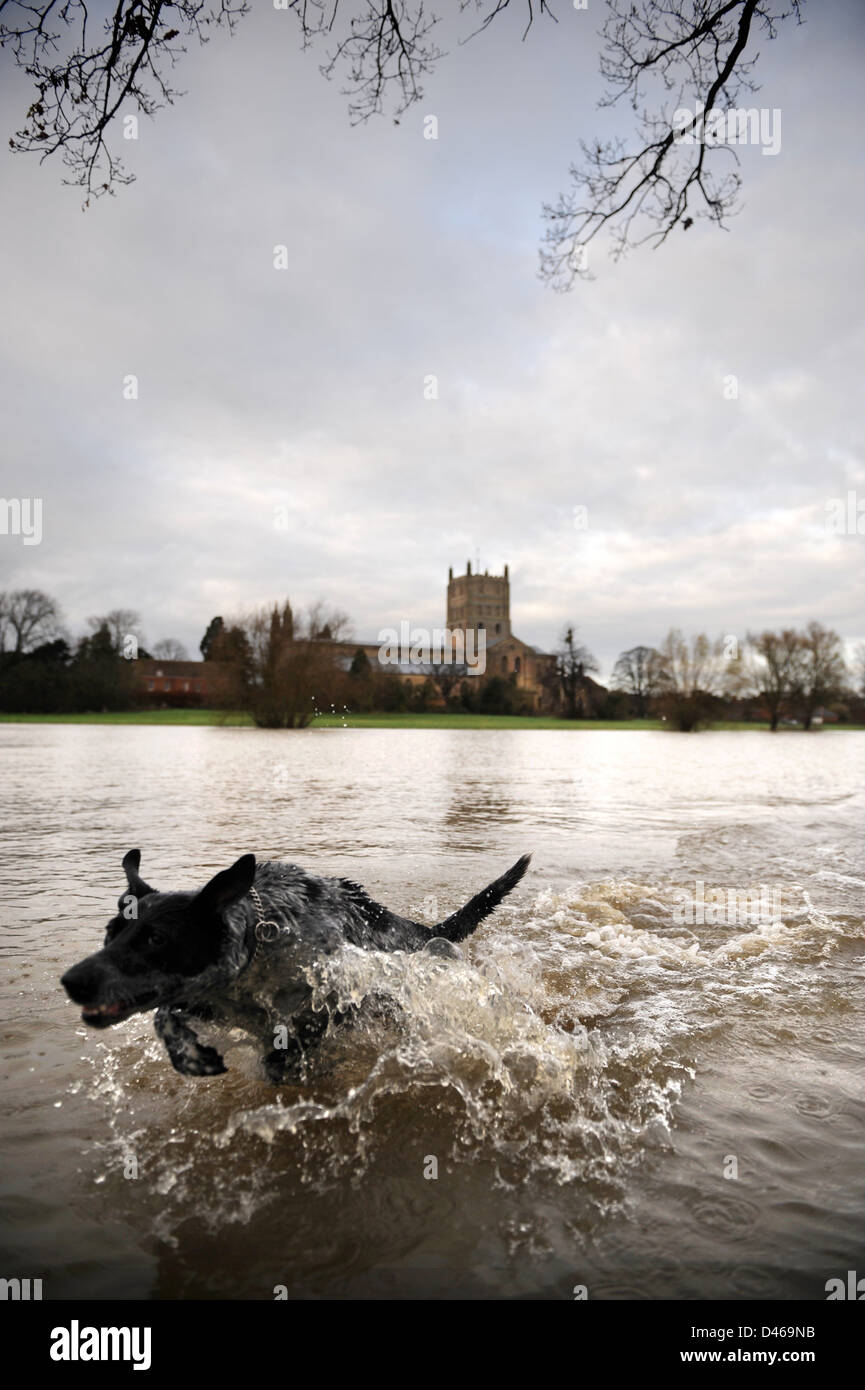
1,724 -> 863,1300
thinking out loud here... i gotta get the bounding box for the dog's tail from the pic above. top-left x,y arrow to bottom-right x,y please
434,855 -> 532,944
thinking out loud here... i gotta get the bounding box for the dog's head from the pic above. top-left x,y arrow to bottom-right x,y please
60,850 -> 256,1027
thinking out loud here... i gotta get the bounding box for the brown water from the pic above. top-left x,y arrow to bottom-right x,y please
1,725 -> 863,1300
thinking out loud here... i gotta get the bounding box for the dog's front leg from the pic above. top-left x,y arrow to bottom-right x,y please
264,1004 -> 334,1085
155,1006 -> 227,1077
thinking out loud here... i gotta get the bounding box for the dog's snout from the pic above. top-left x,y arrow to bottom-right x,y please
61,960 -> 104,1004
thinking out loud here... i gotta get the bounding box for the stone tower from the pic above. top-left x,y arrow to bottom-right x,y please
446,561 -> 511,644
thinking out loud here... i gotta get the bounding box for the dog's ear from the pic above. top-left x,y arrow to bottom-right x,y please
121,848 -> 155,899
195,854 -> 257,917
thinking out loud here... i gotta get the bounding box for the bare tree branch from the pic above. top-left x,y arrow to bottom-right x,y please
540,0 -> 803,288
2,0 -> 803,281
1,0 -> 248,203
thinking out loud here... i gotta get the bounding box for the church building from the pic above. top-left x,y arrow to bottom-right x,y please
446,562 -> 557,711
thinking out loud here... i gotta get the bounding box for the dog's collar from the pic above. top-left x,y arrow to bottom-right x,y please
243,885 -> 290,967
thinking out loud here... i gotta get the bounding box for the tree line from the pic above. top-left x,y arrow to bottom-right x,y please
0,591 -> 188,713
1,588 -> 863,729
604,625 -> 859,731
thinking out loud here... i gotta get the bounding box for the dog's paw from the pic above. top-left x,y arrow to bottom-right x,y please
156,1007 -> 227,1078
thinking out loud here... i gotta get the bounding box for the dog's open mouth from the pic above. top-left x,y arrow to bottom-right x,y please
80,995 -> 155,1027
81,1001 -> 129,1026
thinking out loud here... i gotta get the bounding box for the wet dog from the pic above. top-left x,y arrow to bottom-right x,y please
61,850 -> 531,1084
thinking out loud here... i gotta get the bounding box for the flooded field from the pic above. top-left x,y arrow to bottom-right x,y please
1,725 -> 863,1299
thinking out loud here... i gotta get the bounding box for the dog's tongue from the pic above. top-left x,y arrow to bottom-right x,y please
83,1002 -> 121,1019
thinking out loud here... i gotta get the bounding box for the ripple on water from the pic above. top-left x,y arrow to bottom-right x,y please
729,1264 -> 779,1297
793,1091 -> 836,1120
686,1193 -> 762,1241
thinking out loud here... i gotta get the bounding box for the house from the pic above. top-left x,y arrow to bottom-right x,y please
133,659 -> 229,706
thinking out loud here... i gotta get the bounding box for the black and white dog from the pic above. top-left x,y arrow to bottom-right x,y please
61,851 -> 531,1084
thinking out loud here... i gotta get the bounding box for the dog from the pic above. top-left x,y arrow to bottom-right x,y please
61,850 -> 531,1084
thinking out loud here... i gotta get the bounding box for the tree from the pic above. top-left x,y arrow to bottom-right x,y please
556,626 -> 599,719
307,601 -> 350,642
655,628 -> 728,730
610,644 -> 664,717
2,0 -> 802,273
224,599 -> 345,727
0,588 -> 63,653
853,642 -> 865,699
210,620 -> 252,667
373,671 -> 410,712
746,628 -> 800,730
541,0 -> 803,287
71,620 -> 138,708
152,638 -> 189,660
429,659 -> 467,707
28,637 -> 72,665
200,616 -> 224,659
87,608 -> 145,656
796,621 -> 845,731
75,620 -> 116,662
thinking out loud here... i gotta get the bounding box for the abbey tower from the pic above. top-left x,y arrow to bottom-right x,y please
446,562 -> 511,644
445,561 -> 557,710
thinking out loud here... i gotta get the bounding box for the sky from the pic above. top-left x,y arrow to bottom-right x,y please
1,0 -> 863,679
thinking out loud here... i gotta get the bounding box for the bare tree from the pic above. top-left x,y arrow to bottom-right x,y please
0,588 -> 63,653
746,628 -> 800,730
655,628 -> 728,730
88,608 -> 145,655
557,625 -> 598,719
228,599 -> 346,727
610,643 -> 664,717
796,621 -> 845,731
292,0 -> 445,125
2,0 -> 802,273
853,642 -> 865,700
152,637 -> 189,660
307,600 -> 352,642
541,0 -> 803,287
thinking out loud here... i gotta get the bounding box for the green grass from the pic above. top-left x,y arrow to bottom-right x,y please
0,709 -> 660,729
313,712 -> 666,729
0,709 -> 250,726
2,709 -> 863,731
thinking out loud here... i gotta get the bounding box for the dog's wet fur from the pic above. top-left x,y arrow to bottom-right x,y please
61,850 -> 531,1083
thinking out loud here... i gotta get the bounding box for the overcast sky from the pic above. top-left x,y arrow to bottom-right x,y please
1,1 -> 863,677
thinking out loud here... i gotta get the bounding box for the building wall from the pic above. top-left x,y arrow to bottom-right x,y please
490,637 -> 558,711
133,659 -> 229,704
